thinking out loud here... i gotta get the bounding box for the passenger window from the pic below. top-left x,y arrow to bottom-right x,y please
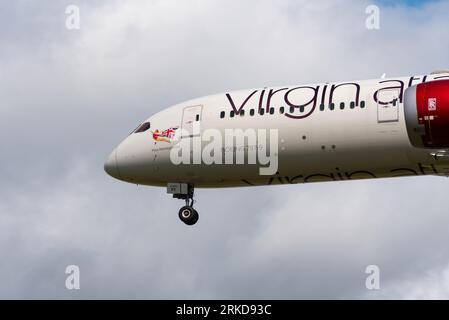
329,103 -> 335,110
290,106 -> 295,113
360,101 -> 366,108
279,107 -> 284,114
259,108 -> 265,115
350,102 -> 355,109
250,109 -> 255,116
240,110 -> 245,116
320,104 -> 325,111
195,114 -> 200,121
220,111 -> 225,118
230,111 -> 235,118
135,122 -> 151,133
340,102 -> 345,110
269,107 -> 274,115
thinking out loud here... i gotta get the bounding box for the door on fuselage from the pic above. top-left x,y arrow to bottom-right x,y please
181,105 -> 203,138
377,88 -> 400,123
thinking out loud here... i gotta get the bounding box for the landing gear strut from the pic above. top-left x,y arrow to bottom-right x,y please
167,183 -> 199,226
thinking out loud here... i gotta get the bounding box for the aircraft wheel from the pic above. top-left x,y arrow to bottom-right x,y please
178,206 -> 199,225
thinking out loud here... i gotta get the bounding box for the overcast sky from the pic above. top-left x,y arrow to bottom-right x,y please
1,0 -> 449,299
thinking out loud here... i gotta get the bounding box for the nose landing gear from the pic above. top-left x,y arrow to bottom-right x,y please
167,183 -> 199,226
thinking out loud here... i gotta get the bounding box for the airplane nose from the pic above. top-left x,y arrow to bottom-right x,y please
104,149 -> 121,180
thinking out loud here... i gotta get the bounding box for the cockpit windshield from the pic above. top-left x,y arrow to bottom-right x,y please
134,122 -> 151,133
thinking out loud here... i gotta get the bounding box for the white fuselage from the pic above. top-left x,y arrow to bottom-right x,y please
105,73 -> 449,188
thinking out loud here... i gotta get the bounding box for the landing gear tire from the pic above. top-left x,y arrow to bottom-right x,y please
178,206 -> 199,226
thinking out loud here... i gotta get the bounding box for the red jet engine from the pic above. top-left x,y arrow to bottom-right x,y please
404,80 -> 449,148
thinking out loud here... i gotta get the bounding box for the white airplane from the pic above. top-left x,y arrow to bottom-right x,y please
105,71 -> 449,225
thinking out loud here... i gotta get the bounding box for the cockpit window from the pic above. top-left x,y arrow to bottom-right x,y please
135,122 -> 151,133
129,123 -> 142,135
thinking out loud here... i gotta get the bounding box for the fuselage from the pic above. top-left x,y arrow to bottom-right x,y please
105,72 -> 449,188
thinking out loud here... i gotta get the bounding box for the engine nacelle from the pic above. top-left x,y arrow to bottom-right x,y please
404,79 -> 449,148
